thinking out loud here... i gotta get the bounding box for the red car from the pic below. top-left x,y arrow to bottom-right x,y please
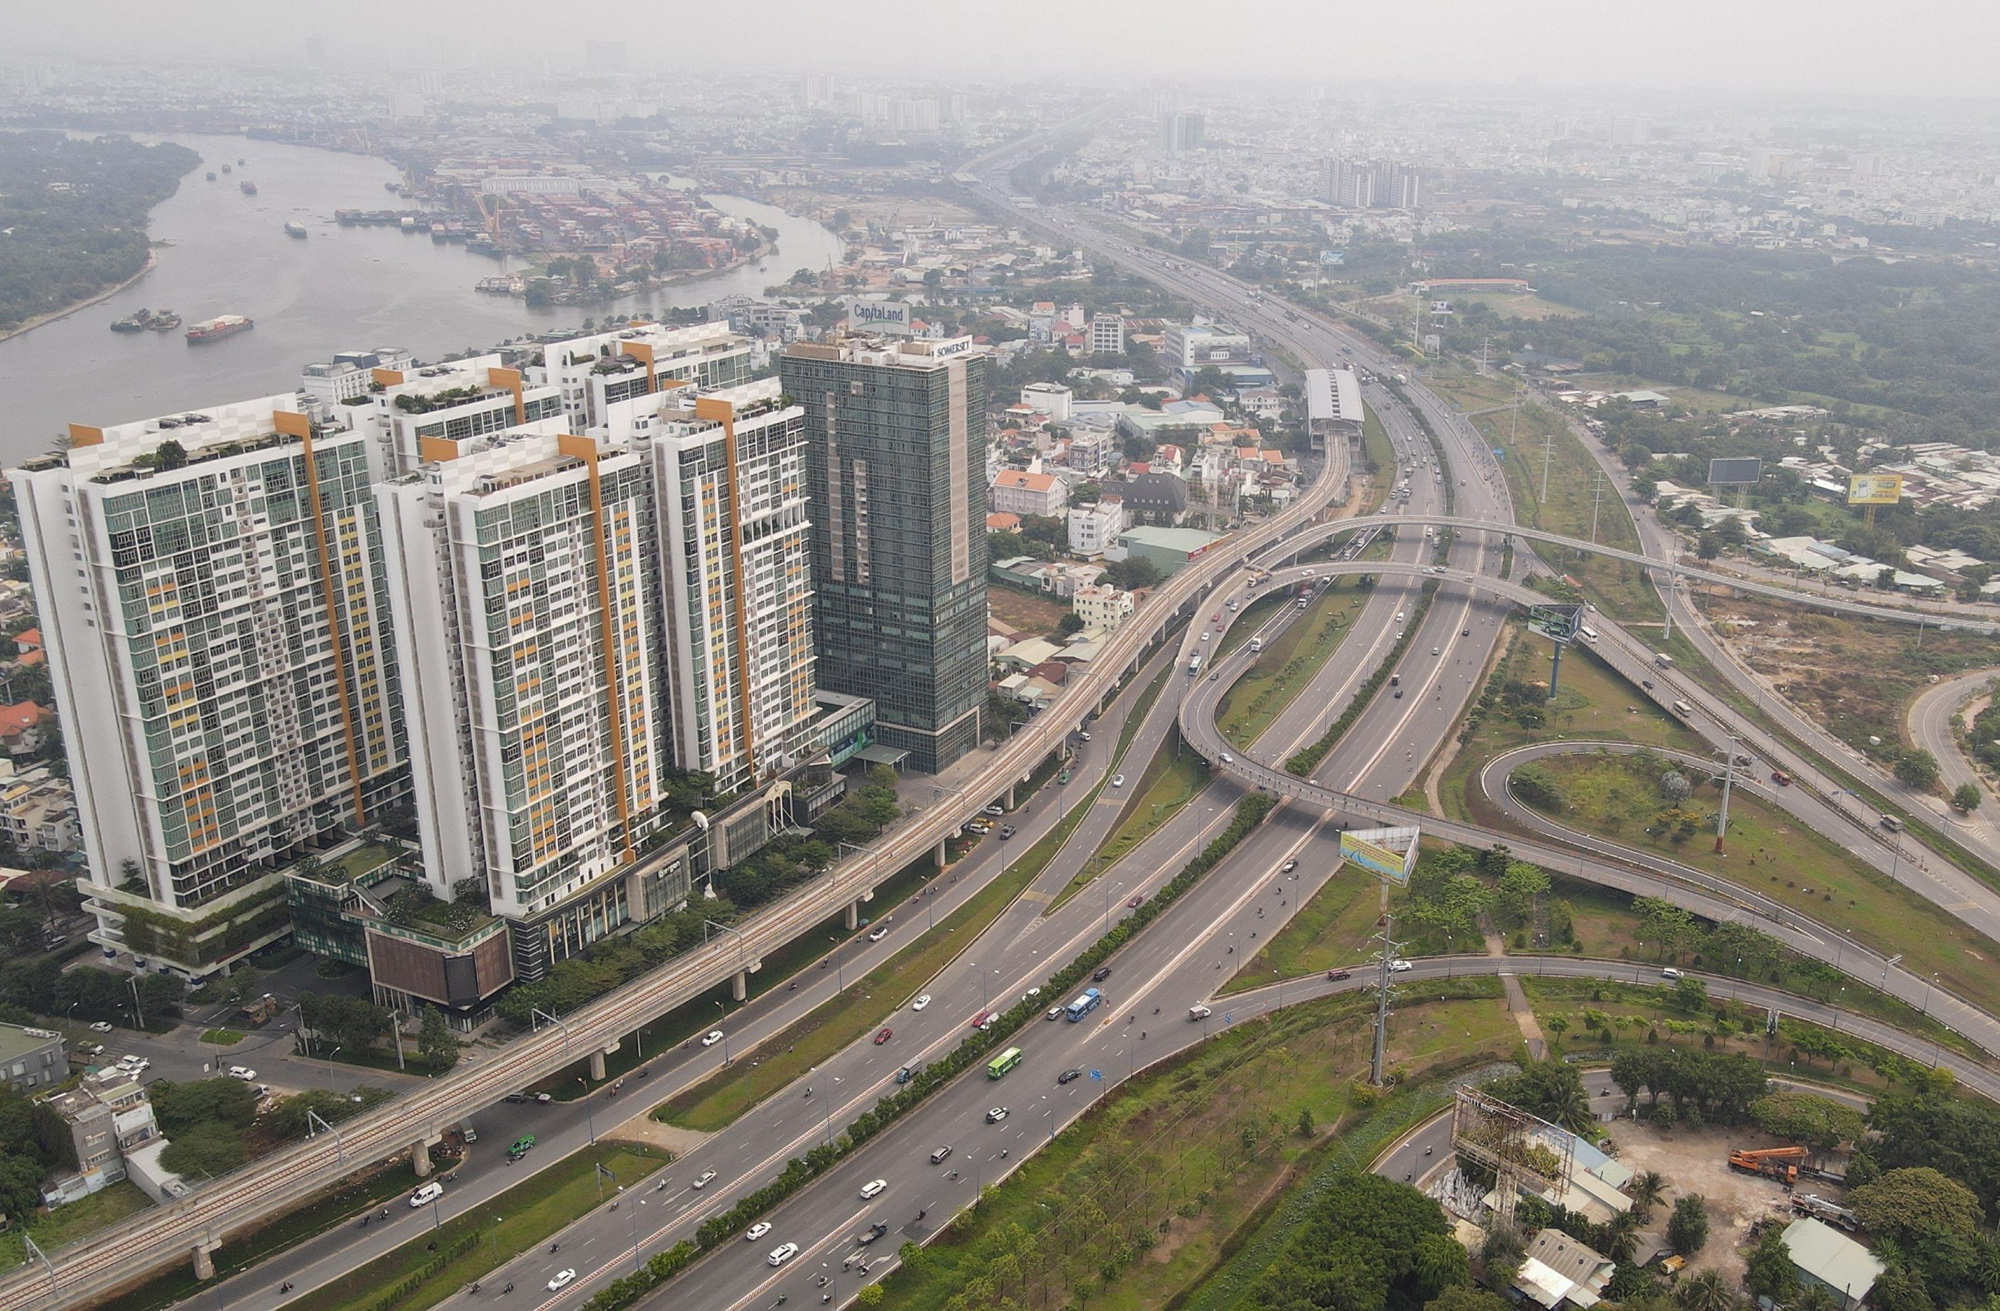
969,1010 -> 991,1029
1326,969 -> 1352,982
1127,894 -> 1143,908
874,1027 -> 893,1045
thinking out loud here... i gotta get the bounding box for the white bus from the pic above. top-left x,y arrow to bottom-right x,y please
1578,625 -> 1600,644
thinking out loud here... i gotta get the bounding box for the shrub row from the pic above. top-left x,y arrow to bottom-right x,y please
580,792 -> 1277,1311
578,1240 -> 699,1311
1287,580 -> 1440,776
365,1232 -> 480,1311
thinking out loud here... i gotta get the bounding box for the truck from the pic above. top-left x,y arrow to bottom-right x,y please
238,993 -> 281,1027
1791,1193 -> 1859,1231
1248,637 -> 1264,654
1654,652 -> 1675,668
1728,1146 -> 1807,1185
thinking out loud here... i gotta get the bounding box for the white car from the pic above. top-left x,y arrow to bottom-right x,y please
89,1021 -> 113,1033
692,1170 -> 718,1190
1389,959 -> 1414,973
701,1030 -> 725,1048
547,1269 -> 576,1291
868,926 -> 890,942
745,1221 -> 773,1242
119,1056 -> 150,1074
1111,774 -> 1125,788
228,1066 -> 257,1081
860,1178 -> 888,1199
912,994 -> 931,1012
768,1242 -> 800,1268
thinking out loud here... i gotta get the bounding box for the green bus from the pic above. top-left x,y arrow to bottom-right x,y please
986,1046 -> 1023,1079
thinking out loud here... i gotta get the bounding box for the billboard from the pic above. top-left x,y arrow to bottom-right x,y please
1525,603 -> 1583,645
845,297 -> 912,335
1707,457 -> 1764,486
1848,473 -> 1904,506
1341,826 -> 1419,885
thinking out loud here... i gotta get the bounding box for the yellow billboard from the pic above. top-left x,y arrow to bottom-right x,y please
1847,473 -> 1904,505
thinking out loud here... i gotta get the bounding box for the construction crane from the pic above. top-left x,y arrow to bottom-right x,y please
1728,1146 -> 1807,1185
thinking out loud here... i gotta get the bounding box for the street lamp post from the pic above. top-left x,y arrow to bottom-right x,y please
713,1001 -> 731,1064
578,1077 -> 596,1144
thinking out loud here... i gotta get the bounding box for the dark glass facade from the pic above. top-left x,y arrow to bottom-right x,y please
781,344 -> 989,774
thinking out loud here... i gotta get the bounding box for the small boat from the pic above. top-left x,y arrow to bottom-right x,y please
206,171 -> 217,182
240,180 -> 258,196
400,215 -> 417,232
284,221 -> 309,239
111,313 -> 145,333
150,309 -> 181,331
186,314 -> 254,344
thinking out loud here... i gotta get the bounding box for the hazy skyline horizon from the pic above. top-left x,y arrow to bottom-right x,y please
12,1 -> 2000,104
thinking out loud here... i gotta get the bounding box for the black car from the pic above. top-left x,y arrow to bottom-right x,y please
857,1221 -> 890,1245
1091,966 -> 1112,982
1057,1068 -> 1083,1085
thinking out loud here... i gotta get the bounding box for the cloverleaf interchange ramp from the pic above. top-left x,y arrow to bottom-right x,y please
1177,556 -> 2000,1066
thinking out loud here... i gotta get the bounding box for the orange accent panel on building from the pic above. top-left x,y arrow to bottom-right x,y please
489,366 -> 526,425
67,424 -> 104,448
371,367 -> 406,387
295,424 -> 369,826
557,434 -> 636,861
418,437 -> 462,463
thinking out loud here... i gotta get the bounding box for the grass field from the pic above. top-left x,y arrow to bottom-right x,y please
289,1143 -> 668,1311
1216,581 -> 1367,748
863,983 -> 1513,1311
0,1183 -> 153,1270
987,582 -> 1070,639
1437,625 -> 1703,824
1225,870 -> 1404,993
1529,750 -> 2000,1023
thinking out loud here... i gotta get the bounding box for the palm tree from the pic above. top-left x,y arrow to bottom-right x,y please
1603,1210 -> 1643,1263
1676,1270 -> 1735,1311
1795,1285 -> 1836,1311
1553,1079 -> 1592,1134
1630,1171 -> 1667,1221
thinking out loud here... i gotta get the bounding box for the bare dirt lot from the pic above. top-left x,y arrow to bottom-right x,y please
1600,1119 -> 1844,1282
988,584 -> 1070,639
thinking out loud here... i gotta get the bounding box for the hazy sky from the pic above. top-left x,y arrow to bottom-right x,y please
16,0 -> 2000,100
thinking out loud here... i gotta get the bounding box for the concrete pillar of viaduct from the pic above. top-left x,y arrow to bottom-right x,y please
587,1049 -> 608,1082
191,1238 -> 219,1281
732,968 -> 750,1002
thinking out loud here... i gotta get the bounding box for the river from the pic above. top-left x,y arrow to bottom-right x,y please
0,135 -> 844,464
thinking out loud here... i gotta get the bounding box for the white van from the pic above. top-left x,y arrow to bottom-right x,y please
410,1182 -> 444,1208
1578,625 -> 1600,644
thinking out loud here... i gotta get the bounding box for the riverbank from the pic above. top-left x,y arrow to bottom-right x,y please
0,249 -> 157,346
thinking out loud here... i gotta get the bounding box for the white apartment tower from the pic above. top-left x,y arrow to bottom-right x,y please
533,320 -> 755,435
377,431 -> 668,920
12,400 -> 407,968
633,381 -> 817,793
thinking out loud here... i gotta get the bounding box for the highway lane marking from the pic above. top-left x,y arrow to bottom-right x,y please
722,1200 -> 876,1311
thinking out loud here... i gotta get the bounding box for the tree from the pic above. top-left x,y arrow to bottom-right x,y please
159,1121 -> 247,1178
1851,1168 -> 1981,1249
1546,1014 -> 1571,1046
1749,1091 -> 1865,1151
1696,532 -> 1720,561
1484,1062 -> 1592,1134
0,1154 -> 45,1226
1629,1170 -> 1667,1219
1953,783 -> 1983,813
1675,1269 -> 1733,1311
1426,1288 -> 1511,1311
1668,1195 -> 1710,1255
418,1008 -> 460,1071
149,1077 -> 257,1136
1745,1229 -> 1800,1304
1672,975 -> 1710,1013
1895,750 -> 1941,791
155,438 -> 187,470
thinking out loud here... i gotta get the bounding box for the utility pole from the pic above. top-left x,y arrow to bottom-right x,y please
1714,736 -> 1739,855
1370,915 -> 1401,1087
1589,470 -> 1605,544
1539,428 -> 1555,504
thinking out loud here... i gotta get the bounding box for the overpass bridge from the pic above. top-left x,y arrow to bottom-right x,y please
1173,558 -> 2000,1068
1257,512 -> 2000,638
